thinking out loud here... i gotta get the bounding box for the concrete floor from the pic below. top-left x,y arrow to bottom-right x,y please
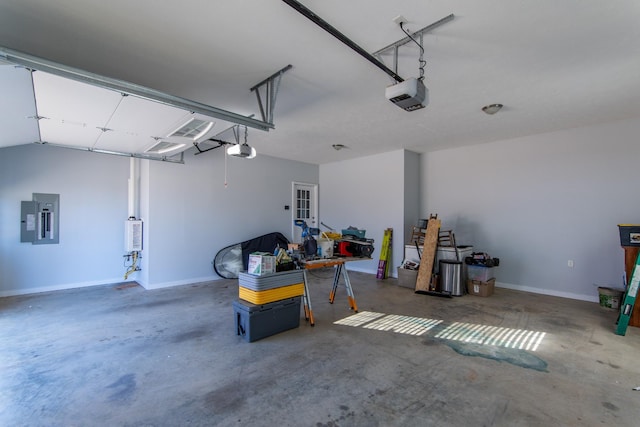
1,270 -> 640,426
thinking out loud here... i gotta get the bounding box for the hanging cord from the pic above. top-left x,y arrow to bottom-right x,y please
244,125 -> 248,145
224,140 -> 228,188
400,22 -> 426,81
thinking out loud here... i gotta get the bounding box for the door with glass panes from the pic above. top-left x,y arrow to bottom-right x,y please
292,182 -> 318,243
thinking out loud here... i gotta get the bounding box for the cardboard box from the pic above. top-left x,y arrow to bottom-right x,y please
247,252 -> 276,276
467,278 -> 495,297
287,243 -> 301,251
397,267 -> 418,289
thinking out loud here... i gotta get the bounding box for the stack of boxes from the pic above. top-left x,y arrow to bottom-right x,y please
233,253 -> 305,342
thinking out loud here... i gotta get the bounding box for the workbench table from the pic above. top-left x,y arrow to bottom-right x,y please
300,257 -> 371,326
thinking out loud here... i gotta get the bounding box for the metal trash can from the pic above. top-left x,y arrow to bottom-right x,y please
439,260 -> 463,296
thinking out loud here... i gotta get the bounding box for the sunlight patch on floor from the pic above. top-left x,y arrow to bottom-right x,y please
333,311 -> 386,327
362,314 -> 443,336
435,322 -> 546,351
334,312 -> 546,351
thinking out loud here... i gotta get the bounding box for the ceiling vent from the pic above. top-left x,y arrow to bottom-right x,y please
168,118 -> 214,140
145,140 -> 186,154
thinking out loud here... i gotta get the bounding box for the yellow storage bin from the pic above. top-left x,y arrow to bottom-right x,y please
239,283 -> 304,305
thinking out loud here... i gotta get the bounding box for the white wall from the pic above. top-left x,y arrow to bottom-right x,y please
7,117 -> 639,301
403,150 -> 421,244
141,149 -> 318,289
0,144 -> 318,295
0,144 -> 129,296
320,150 -> 408,276
422,117 -> 640,301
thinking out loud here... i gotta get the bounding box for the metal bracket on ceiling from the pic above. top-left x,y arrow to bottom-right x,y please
0,45 -> 274,132
193,120 -> 250,155
34,140 -> 186,164
250,64 -> 292,126
372,14 -> 454,77
282,0 -> 404,83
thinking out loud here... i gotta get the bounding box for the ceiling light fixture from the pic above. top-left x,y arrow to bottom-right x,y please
482,104 -> 503,115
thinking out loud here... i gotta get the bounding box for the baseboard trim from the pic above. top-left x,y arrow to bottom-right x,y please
0,277 -> 129,298
0,274 -> 600,304
141,275 -> 220,290
345,266 -> 378,276
345,269 -> 600,303
496,281 -> 599,303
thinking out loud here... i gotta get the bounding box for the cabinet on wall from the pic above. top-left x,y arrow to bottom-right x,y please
622,246 -> 640,327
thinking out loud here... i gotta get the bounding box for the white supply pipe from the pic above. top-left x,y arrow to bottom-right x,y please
127,158 -> 140,219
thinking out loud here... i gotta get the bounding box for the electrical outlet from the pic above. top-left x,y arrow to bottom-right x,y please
568,260 -> 574,268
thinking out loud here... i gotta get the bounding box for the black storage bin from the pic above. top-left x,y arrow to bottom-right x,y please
618,224 -> 640,246
233,297 -> 301,342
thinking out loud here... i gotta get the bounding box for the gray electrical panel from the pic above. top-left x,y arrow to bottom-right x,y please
21,193 -> 60,244
20,201 -> 37,243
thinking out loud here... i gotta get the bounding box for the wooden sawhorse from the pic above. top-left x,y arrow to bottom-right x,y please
302,257 -> 369,324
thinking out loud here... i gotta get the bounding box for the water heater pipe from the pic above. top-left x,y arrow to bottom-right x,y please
127,158 -> 140,220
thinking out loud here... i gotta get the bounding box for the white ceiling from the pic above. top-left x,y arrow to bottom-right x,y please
0,0 -> 639,165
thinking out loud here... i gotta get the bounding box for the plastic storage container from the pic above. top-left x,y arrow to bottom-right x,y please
239,283 -> 304,305
404,245 -> 423,264
238,270 -> 304,291
233,297 -> 301,342
467,265 -> 494,282
397,267 -> 418,289
238,270 -> 305,305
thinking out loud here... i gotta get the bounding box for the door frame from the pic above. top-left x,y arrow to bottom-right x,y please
291,181 -> 319,243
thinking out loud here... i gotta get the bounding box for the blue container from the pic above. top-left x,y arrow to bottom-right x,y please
233,297 -> 301,342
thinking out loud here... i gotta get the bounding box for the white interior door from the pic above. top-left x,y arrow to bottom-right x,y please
292,182 -> 318,243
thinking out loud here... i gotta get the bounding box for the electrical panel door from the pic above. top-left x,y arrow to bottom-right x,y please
20,201 -> 37,243
21,193 -> 60,245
